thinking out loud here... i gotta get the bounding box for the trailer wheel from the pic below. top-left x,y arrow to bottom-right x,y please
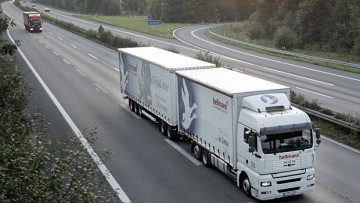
138,106 -> 144,117
201,150 -> 211,167
160,120 -> 167,136
129,99 -> 135,112
241,174 -> 252,197
134,103 -> 140,115
166,125 -> 178,140
193,144 -> 202,160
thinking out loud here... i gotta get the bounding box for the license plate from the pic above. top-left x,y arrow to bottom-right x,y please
283,191 -> 296,197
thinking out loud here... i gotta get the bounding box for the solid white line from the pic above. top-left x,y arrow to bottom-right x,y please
165,139 -> 202,166
7,26 -> 131,203
322,136 -> 360,154
296,87 -> 333,98
191,27 -> 360,83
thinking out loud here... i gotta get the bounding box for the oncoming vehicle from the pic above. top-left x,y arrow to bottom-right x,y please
44,8 -> 50,12
23,12 -> 43,32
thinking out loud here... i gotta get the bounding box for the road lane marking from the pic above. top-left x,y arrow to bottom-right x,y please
71,44 -> 78,49
63,58 -> 71,65
76,69 -> 86,77
190,27 -> 360,83
52,51 -> 59,56
57,37 -> 63,41
7,26 -> 131,203
165,139 -> 202,166
296,87 -> 333,98
88,53 -> 100,61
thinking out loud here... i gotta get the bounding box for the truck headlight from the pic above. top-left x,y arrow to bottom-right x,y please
261,181 -> 272,187
307,174 -> 314,180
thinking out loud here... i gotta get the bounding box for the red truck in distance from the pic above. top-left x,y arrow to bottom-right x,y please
23,11 -> 43,32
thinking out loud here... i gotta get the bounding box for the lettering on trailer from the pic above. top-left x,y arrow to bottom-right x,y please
213,98 -> 229,114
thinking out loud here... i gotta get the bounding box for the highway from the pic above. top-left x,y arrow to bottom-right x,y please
20,1 -> 360,115
3,1 -> 360,202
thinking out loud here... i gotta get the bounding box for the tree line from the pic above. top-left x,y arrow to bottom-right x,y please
245,0 -> 360,55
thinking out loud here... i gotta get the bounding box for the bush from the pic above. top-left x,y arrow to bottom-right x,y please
273,26 -> 298,50
196,51 -> 222,67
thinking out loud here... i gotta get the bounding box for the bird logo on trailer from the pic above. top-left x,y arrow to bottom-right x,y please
261,95 -> 278,104
181,78 -> 197,129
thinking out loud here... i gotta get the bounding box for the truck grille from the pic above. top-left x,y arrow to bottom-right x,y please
277,178 -> 301,184
278,187 -> 300,193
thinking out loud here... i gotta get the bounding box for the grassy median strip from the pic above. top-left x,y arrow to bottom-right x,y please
80,15 -> 191,39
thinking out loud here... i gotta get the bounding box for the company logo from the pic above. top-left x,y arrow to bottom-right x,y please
213,98 -> 229,110
279,154 -> 299,160
261,95 -> 278,104
128,63 -> 138,74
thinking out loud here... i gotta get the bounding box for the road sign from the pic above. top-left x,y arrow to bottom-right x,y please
148,20 -> 162,25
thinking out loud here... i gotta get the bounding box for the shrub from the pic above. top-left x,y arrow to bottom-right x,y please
273,26 -> 298,50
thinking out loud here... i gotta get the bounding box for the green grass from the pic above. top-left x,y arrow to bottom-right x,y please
80,15 -> 192,39
208,25 -> 360,74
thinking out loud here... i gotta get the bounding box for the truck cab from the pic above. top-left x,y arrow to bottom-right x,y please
23,12 -> 43,32
236,93 -> 320,200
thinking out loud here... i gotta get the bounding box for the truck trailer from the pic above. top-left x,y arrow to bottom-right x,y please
118,47 -> 320,200
23,11 -> 43,32
118,47 -> 216,139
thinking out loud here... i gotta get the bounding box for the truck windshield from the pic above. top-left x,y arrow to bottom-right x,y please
261,130 -> 313,154
31,19 -> 41,25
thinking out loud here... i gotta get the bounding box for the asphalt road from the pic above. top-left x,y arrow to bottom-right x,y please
3,1 -> 360,203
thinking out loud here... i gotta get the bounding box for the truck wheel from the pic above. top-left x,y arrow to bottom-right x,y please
160,120 -> 167,136
166,125 -> 178,140
193,144 -> 202,160
201,150 -> 211,167
241,174 -> 252,197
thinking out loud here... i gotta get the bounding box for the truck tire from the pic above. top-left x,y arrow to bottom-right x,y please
201,150 -> 211,167
241,174 -> 252,197
193,144 -> 202,160
138,106 -> 144,117
166,125 -> 178,140
160,120 -> 167,136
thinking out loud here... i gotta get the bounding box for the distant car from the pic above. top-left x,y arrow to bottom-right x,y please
31,4 -> 36,8
44,8 -> 50,12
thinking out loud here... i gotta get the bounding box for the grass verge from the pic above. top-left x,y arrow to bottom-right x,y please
79,15 -> 192,39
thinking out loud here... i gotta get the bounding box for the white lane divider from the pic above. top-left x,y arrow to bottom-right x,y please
7,23 -> 131,203
296,87 -> 333,98
165,139 -> 202,166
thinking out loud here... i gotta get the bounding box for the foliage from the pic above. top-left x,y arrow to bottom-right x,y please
0,9 -> 117,202
165,46 -> 180,54
196,51 -> 221,67
244,0 -> 360,56
273,26 -> 298,50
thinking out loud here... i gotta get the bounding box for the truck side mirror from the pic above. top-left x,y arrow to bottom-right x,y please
248,136 -> 255,153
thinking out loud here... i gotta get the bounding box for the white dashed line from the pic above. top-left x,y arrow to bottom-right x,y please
52,51 -> 59,56
71,44 -> 78,49
88,54 -> 100,61
57,37 -> 63,41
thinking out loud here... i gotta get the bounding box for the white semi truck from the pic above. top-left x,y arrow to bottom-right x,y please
118,47 -> 321,200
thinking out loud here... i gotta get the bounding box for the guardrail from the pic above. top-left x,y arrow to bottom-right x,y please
208,29 -> 360,69
292,104 -> 360,134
